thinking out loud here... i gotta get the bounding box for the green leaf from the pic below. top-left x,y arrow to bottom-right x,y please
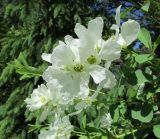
16,66 -> 42,76
153,34 -> 160,52
101,136 -> 108,139
82,115 -> 86,129
135,69 -> 149,85
15,63 -> 45,80
138,28 -> 152,50
120,7 -> 133,18
110,105 -> 119,122
79,136 -> 88,139
127,87 -> 137,101
135,54 -> 153,64
153,125 -> 160,138
74,14 -> 81,23
131,103 -> 153,123
54,4 -> 63,18
18,52 -> 28,66
141,0 -> 150,12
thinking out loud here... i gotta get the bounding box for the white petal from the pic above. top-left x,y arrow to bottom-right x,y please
105,62 -> 111,69
115,5 -> 121,27
89,65 -> 106,84
111,24 -> 119,40
121,20 -> 140,46
43,67 -> 85,99
111,24 -> 118,30
99,40 -> 121,62
117,34 -> 126,46
64,35 -> 81,59
69,39 -> 80,59
75,101 -> 86,111
74,23 -> 87,39
64,35 -> 74,45
79,73 -> 90,99
88,17 -> 104,40
103,69 -> 116,89
51,43 -> 75,67
41,53 -> 52,63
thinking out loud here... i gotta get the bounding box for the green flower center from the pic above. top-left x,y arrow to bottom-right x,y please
73,63 -> 84,72
87,55 -> 97,64
63,65 -> 70,71
40,96 -> 47,103
85,96 -> 91,105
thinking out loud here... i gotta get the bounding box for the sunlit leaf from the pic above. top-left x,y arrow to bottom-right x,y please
135,69 -> 149,84
153,125 -> 160,138
138,28 -> 152,50
141,0 -> 150,12
153,34 -> 160,52
134,54 -> 153,64
131,103 -> 153,123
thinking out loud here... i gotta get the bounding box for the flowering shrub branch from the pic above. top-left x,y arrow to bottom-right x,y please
24,5 -> 160,139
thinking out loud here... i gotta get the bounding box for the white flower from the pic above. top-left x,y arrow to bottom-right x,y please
75,17 -> 121,64
25,81 -> 69,112
25,84 -> 53,111
100,113 -> 112,130
38,116 -> 73,139
75,96 -> 94,111
74,17 -> 104,62
111,6 -> 140,47
42,37 -> 90,99
42,17 -> 121,100
75,17 -> 121,88
75,86 -> 101,111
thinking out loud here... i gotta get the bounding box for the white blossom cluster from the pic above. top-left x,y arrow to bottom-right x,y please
25,6 -> 140,139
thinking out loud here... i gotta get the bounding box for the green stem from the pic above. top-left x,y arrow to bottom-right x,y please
115,118 -> 160,138
72,130 -> 86,135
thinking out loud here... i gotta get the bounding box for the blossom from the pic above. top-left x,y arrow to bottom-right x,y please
100,113 -> 112,130
42,17 -> 121,101
74,17 -> 121,65
25,81 -> 69,112
38,116 -> 73,139
75,96 -> 95,111
25,84 -> 53,111
42,36 -> 90,99
111,6 -> 140,47
74,17 -> 121,88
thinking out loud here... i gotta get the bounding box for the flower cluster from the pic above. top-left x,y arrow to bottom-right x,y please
25,6 -> 140,139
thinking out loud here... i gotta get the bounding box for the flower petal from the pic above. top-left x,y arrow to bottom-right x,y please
64,35 -> 74,45
105,62 -> 111,69
74,23 -> 87,39
88,17 -> 104,40
79,73 -> 90,99
43,67 -> 89,99
103,69 -> 116,89
115,5 -> 121,27
51,42 -> 75,67
75,101 -> 87,111
121,19 -> 140,46
111,24 -> 119,40
89,65 -> 106,84
41,53 -> 52,63
117,34 -> 126,46
99,40 -> 121,62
